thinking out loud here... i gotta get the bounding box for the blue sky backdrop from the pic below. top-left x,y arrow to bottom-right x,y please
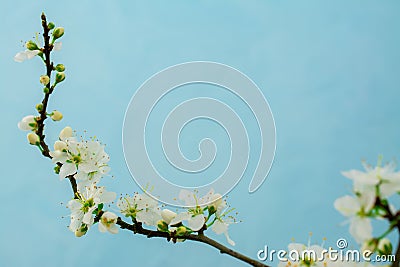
1,1 -> 400,266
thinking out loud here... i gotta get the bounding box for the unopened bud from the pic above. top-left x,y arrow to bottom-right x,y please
54,165 -> 60,174
377,238 -> 392,255
161,209 -> 177,225
51,110 -> 63,121
157,220 -> 169,232
55,64 -> 65,72
43,87 -> 50,94
55,72 -> 65,83
36,103 -> 43,112
361,239 -> 378,254
75,225 -> 88,237
48,22 -> 55,30
54,140 -> 67,151
40,75 -> 50,86
175,226 -> 187,236
59,126 -> 73,140
27,132 -> 40,145
26,40 -> 39,50
52,27 -> 64,39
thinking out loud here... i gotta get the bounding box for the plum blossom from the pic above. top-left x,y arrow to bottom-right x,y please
278,242 -> 333,267
117,192 -> 161,226
49,128 -> 110,185
66,184 -> 116,234
343,160 -> 400,199
334,195 -> 373,244
169,189 -> 217,231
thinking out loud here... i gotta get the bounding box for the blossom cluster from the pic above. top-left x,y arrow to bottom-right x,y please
334,158 -> 399,257
118,188 -> 236,245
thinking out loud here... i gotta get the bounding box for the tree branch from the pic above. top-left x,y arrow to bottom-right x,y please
115,217 -> 269,267
33,13 -> 270,267
36,13 -> 54,159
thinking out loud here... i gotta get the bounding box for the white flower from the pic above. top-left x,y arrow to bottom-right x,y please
169,189 -> 217,231
278,243 -> 333,267
343,160 -> 400,199
50,131 -> 110,184
66,184 -> 116,233
117,192 -> 161,226
170,211 -> 205,231
18,115 -> 37,131
99,211 -> 118,234
14,50 -> 39,62
334,195 -> 373,243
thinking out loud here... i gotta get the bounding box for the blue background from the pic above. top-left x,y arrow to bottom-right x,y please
1,1 -> 400,266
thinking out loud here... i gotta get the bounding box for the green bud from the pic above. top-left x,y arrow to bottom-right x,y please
52,27 -> 64,39
36,103 -> 43,112
43,87 -> 50,94
26,40 -> 39,50
55,72 -> 65,84
208,205 -> 216,215
48,22 -> 55,30
175,226 -> 187,236
157,220 -> 169,232
54,165 -> 60,174
75,224 -> 88,237
55,64 -> 65,72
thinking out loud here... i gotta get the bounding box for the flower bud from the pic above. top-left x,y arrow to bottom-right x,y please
51,110 -> 63,121
54,165 -> 60,174
18,115 -> 37,131
36,103 -> 43,112
361,239 -> 378,253
40,75 -> 50,86
48,22 -> 55,30
26,40 -> 39,50
52,27 -> 64,39
175,226 -> 187,236
43,87 -> 50,94
54,140 -> 67,151
377,238 -> 392,255
75,225 -> 87,237
55,64 -> 65,72
59,126 -> 73,140
55,72 -> 65,83
27,132 -> 40,145
161,209 -> 177,225
157,220 -> 169,232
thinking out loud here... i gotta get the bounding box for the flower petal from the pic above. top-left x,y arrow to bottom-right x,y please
59,163 -> 77,179
188,214 -> 205,231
